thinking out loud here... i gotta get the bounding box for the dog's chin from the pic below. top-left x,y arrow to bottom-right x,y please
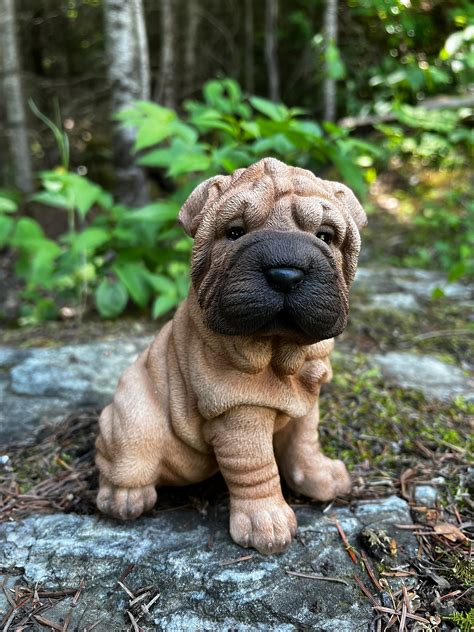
203,305 -> 347,345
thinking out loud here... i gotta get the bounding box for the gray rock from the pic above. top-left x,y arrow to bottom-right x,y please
414,485 -> 438,507
0,348 -> 29,368
0,496 -> 417,631
367,292 -> 421,312
354,267 -> 472,302
0,337 -> 151,443
371,351 -> 473,401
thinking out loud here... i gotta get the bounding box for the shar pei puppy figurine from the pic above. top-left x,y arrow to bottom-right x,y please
96,157 -> 367,554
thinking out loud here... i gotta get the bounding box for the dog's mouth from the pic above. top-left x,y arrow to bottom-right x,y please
210,289 -> 346,344
256,305 -> 305,336
253,301 -> 345,343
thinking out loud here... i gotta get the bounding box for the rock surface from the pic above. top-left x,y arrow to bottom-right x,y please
0,496 -> 417,631
353,266 -> 472,303
372,351 -> 473,402
0,337 -> 151,443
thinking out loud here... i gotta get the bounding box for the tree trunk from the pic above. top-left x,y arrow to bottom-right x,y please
157,0 -> 176,109
244,0 -> 254,94
103,0 -> 149,206
132,0 -> 151,101
323,0 -> 338,122
0,0 -> 34,193
265,0 -> 280,102
184,0 -> 199,97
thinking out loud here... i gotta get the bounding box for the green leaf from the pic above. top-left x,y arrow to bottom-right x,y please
146,273 -> 177,294
448,261 -> 466,283
134,118 -> 175,151
393,104 -> 459,134
0,216 -> 14,247
441,30 -> 465,59
431,287 -> 445,299
249,96 -> 289,122
168,152 -> 211,177
29,242 -> 62,288
113,262 -> 150,307
137,137 -> 210,173
0,196 -> 17,213
188,109 -> 236,135
325,41 -> 346,80
327,144 -> 367,197
72,228 -> 110,253
11,218 -> 45,247
152,294 -> 178,319
95,278 -> 129,318
31,190 -> 72,210
291,120 -> 322,140
252,134 -> 296,156
67,174 -> 102,219
125,201 -> 180,224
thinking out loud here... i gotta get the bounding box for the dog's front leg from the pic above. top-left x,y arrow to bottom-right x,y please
204,406 -> 297,555
274,399 -> 351,502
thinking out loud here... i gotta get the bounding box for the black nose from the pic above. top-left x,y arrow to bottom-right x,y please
265,267 -> 305,293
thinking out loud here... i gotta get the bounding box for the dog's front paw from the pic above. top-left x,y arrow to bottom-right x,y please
97,477 -> 157,520
287,454 -> 351,502
229,496 -> 297,555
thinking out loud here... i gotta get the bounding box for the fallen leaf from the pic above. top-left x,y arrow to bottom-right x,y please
433,523 -> 467,543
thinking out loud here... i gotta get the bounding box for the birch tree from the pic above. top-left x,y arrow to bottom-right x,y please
0,0 -> 34,193
265,0 -> 280,102
184,0 -> 199,97
323,0 -> 338,122
133,0 -> 151,101
103,0 -> 150,205
244,0 -> 254,94
157,0 -> 176,109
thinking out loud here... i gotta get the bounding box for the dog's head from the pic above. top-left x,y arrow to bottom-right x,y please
178,158 -> 366,344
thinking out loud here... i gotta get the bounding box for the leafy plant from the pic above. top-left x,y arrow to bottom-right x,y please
121,78 -> 379,198
4,168 -> 188,323
445,608 -> 474,632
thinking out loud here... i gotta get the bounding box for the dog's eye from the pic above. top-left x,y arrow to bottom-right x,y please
316,229 -> 334,245
226,226 -> 246,241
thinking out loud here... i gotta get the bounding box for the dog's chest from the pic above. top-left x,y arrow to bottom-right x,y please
189,343 -> 328,420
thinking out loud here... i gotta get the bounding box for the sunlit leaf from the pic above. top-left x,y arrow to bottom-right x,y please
249,96 -> 289,122
152,294 -> 178,319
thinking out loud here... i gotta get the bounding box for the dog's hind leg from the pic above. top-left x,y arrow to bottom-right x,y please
274,399 -> 351,502
95,352 -> 164,520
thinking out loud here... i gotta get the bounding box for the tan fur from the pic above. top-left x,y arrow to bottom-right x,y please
96,158 -> 366,554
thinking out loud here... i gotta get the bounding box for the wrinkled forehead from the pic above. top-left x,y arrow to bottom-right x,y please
210,172 -> 347,234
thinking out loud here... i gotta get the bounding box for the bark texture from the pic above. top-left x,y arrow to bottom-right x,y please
0,0 -> 34,193
103,0 -> 149,206
244,0 -> 254,94
184,0 -> 199,97
323,0 -> 338,122
132,0 -> 151,101
265,0 -> 280,102
157,0 -> 176,108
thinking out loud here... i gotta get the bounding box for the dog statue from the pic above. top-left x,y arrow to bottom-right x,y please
96,157 -> 366,554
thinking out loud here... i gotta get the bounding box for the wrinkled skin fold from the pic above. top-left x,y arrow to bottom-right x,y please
96,157 -> 367,554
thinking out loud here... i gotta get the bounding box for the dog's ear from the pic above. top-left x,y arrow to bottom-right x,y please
329,181 -> 367,229
178,176 -> 229,237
